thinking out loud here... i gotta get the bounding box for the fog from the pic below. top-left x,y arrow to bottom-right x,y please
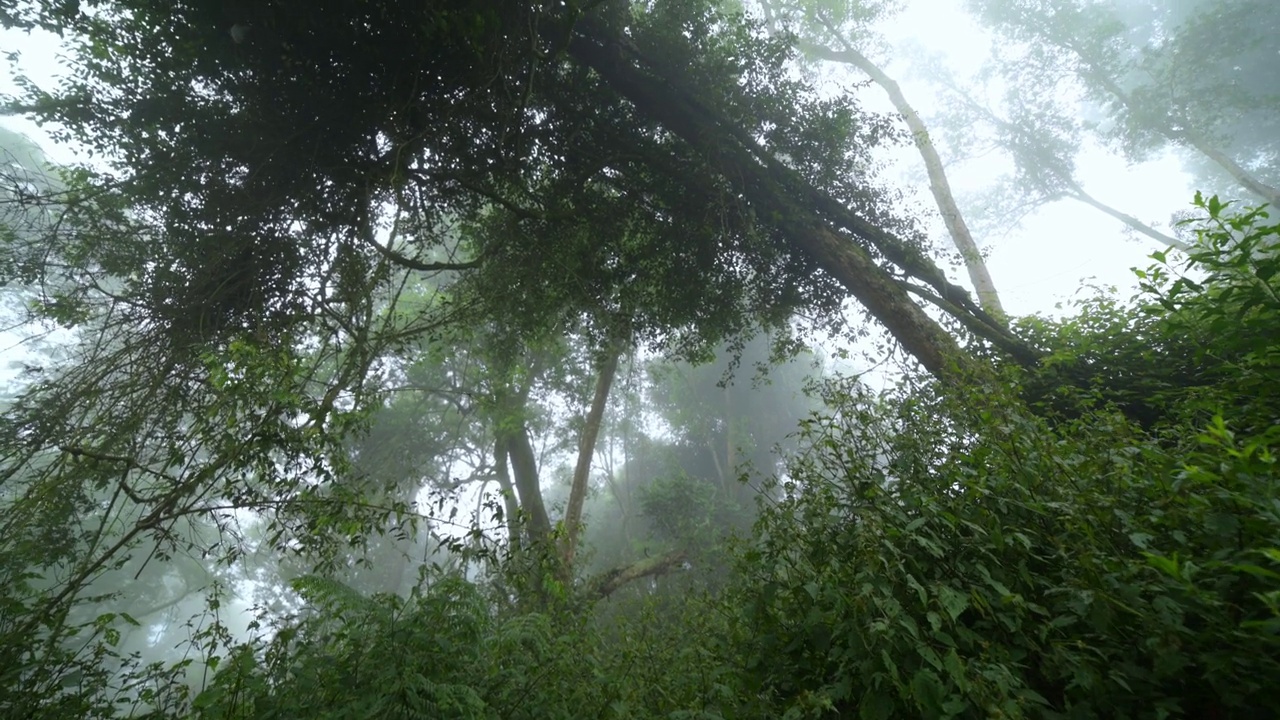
1,0 -> 1276,717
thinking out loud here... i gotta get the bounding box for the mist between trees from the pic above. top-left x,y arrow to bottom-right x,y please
0,0 -> 1278,718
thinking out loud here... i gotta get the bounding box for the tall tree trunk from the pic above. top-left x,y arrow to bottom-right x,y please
568,19 -> 1040,377
560,345 -> 621,569
494,437 -> 524,552
502,423 -> 552,546
722,384 -> 735,489
799,40 -> 1006,318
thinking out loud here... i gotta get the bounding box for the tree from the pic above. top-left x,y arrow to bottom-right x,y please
757,0 -> 1009,316
580,332 -> 824,593
3,0 -> 1036,379
0,0 -> 1044,669
968,0 -> 1280,207
735,198 -> 1280,718
0,126 -> 62,252
0,0 -> 1047,712
919,56 -> 1193,252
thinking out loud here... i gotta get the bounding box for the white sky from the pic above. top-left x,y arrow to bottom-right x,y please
871,1 -> 1195,316
0,1 -> 1196,326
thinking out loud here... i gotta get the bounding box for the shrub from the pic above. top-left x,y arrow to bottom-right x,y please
732,198 -> 1280,719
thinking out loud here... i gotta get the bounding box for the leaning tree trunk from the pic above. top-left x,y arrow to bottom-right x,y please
501,423 -> 552,547
1064,183 -> 1192,252
493,436 -> 525,552
567,17 -> 1040,379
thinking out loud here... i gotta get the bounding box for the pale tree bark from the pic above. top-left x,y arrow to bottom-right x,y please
1189,140 -> 1280,208
590,549 -> 687,599
798,40 -> 1007,318
560,344 -> 621,569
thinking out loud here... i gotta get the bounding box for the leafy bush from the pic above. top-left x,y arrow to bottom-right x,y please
732,199 -> 1280,719
737,384 -> 1280,718
191,569 -> 765,720
1016,194 -> 1280,434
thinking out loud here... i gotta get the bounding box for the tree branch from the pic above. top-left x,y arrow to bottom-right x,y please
363,235 -> 484,273
589,549 -> 687,599
798,32 -> 1006,318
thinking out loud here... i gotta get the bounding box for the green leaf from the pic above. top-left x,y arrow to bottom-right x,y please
1144,552 -> 1180,579
804,581 -> 820,600
937,585 -> 969,623
943,648 -> 967,691
909,669 -> 945,714
859,690 -> 894,720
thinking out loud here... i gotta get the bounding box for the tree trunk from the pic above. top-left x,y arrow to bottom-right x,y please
502,423 -> 552,546
568,20 -> 1037,378
799,41 -> 1006,318
590,549 -> 687,600
560,344 -> 621,569
493,437 -> 524,552
722,384 -> 735,489
1183,134 -> 1280,208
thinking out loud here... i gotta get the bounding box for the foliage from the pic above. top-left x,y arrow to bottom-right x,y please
0,1 -> 910,694
909,0 -> 1277,254
966,0 -> 1280,207
1134,195 -> 1280,428
733,199 -> 1280,718
639,472 -> 720,547
581,335 -> 821,592
1015,194 -> 1280,432
3,0 -> 1279,714
739,388 -> 1280,717
192,569 -> 766,720
0,0 -> 896,361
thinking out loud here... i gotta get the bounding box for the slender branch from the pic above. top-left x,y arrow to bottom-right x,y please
1065,185 -> 1191,252
899,281 -> 1041,366
362,235 -> 484,273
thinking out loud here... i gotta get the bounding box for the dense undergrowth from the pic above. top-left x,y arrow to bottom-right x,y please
3,199 -> 1279,719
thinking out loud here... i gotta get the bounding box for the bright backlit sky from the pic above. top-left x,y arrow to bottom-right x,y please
0,1 -> 1197,323
870,1 -> 1195,316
